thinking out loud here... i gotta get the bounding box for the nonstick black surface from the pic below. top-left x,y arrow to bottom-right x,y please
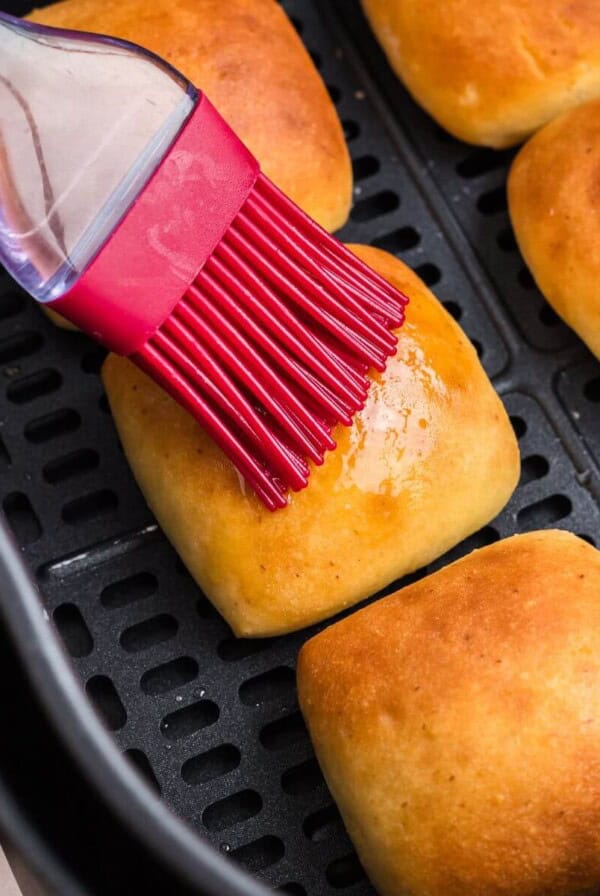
1,1 -> 600,894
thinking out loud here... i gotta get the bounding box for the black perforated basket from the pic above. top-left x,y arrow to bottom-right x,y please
1,1 -> 600,894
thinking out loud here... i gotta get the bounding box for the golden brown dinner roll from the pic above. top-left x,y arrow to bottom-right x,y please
27,0 -> 351,232
362,0 -> 600,147
509,98 -> 600,358
102,245 -> 519,637
298,530 -> 600,896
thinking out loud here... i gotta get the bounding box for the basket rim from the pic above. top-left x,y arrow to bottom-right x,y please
0,515 -> 271,896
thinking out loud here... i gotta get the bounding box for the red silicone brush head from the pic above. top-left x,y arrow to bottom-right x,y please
49,96 -> 408,510
134,174 -> 408,509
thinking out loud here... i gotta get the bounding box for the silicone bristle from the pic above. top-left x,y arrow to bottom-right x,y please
133,172 -> 408,510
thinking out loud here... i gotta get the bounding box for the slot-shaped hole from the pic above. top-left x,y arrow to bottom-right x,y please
202,789 -> 262,832
303,804 -> 343,842
372,226 -> 420,254
141,657 -> 198,695
239,666 -> 296,707
0,436 -> 10,467
497,227 -> 518,252
0,291 -> 24,319
120,614 -> 178,653
101,571 -> 157,609
414,262 -> 441,286
0,331 -> 42,364
160,699 -> 219,741
518,267 -> 536,290
86,675 -> 126,730
81,347 -> 107,374
196,595 -> 219,619
218,637 -> 272,662
443,526 -> 499,566
175,557 -> 191,578
578,533 -> 596,546
53,603 -> 93,657
231,836 -> 284,873
584,378 -> 600,403
457,148 -> 511,179
462,526 -> 499,551
352,154 -> 380,181
3,492 -> 41,545
124,748 -> 161,795
289,14 -> 303,34
477,186 -> 507,215
278,885 -> 306,896
510,415 -> 527,439
260,712 -> 308,751
520,454 -> 550,486
326,853 -> 366,889
62,489 -> 117,525
43,448 -> 99,484
517,495 -> 572,530
182,744 -> 241,786
342,119 -> 360,141
351,190 -> 399,222
7,368 -> 61,403
327,83 -> 341,104
443,300 -> 462,321
538,304 -> 561,327
281,758 -> 323,796
434,125 -> 453,143
25,408 -> 80,443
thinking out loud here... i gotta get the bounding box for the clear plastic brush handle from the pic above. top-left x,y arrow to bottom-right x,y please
0,12 -> 196,302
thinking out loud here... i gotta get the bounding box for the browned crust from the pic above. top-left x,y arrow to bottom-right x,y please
509,97 -> 600,358
362,0 -> 600,147
299,530 -> 600,896
101,244 -> 518,637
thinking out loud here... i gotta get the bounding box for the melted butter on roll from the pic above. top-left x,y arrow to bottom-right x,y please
102,245 -> 519,637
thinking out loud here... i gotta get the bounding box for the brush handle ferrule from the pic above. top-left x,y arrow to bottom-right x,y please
48,95 -> 259,355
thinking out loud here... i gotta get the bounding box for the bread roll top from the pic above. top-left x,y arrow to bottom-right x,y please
299,530 -> 600,896
362,0 -> 600,147
509,97 -> 600,358
102,245 -> 518,637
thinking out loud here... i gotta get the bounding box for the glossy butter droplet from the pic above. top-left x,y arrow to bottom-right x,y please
331,328 -> 447,497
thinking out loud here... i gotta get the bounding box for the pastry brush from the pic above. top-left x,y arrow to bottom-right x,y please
0,12 -> 408,509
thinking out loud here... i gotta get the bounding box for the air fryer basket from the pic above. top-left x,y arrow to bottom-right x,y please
1,0 -> 600,894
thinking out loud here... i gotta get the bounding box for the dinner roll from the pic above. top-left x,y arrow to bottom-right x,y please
362,0 -> 600,147
27,0 -> 351,230
509,98 -> 600,358
299,530 -> 600,896
102,245 -> 519,637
